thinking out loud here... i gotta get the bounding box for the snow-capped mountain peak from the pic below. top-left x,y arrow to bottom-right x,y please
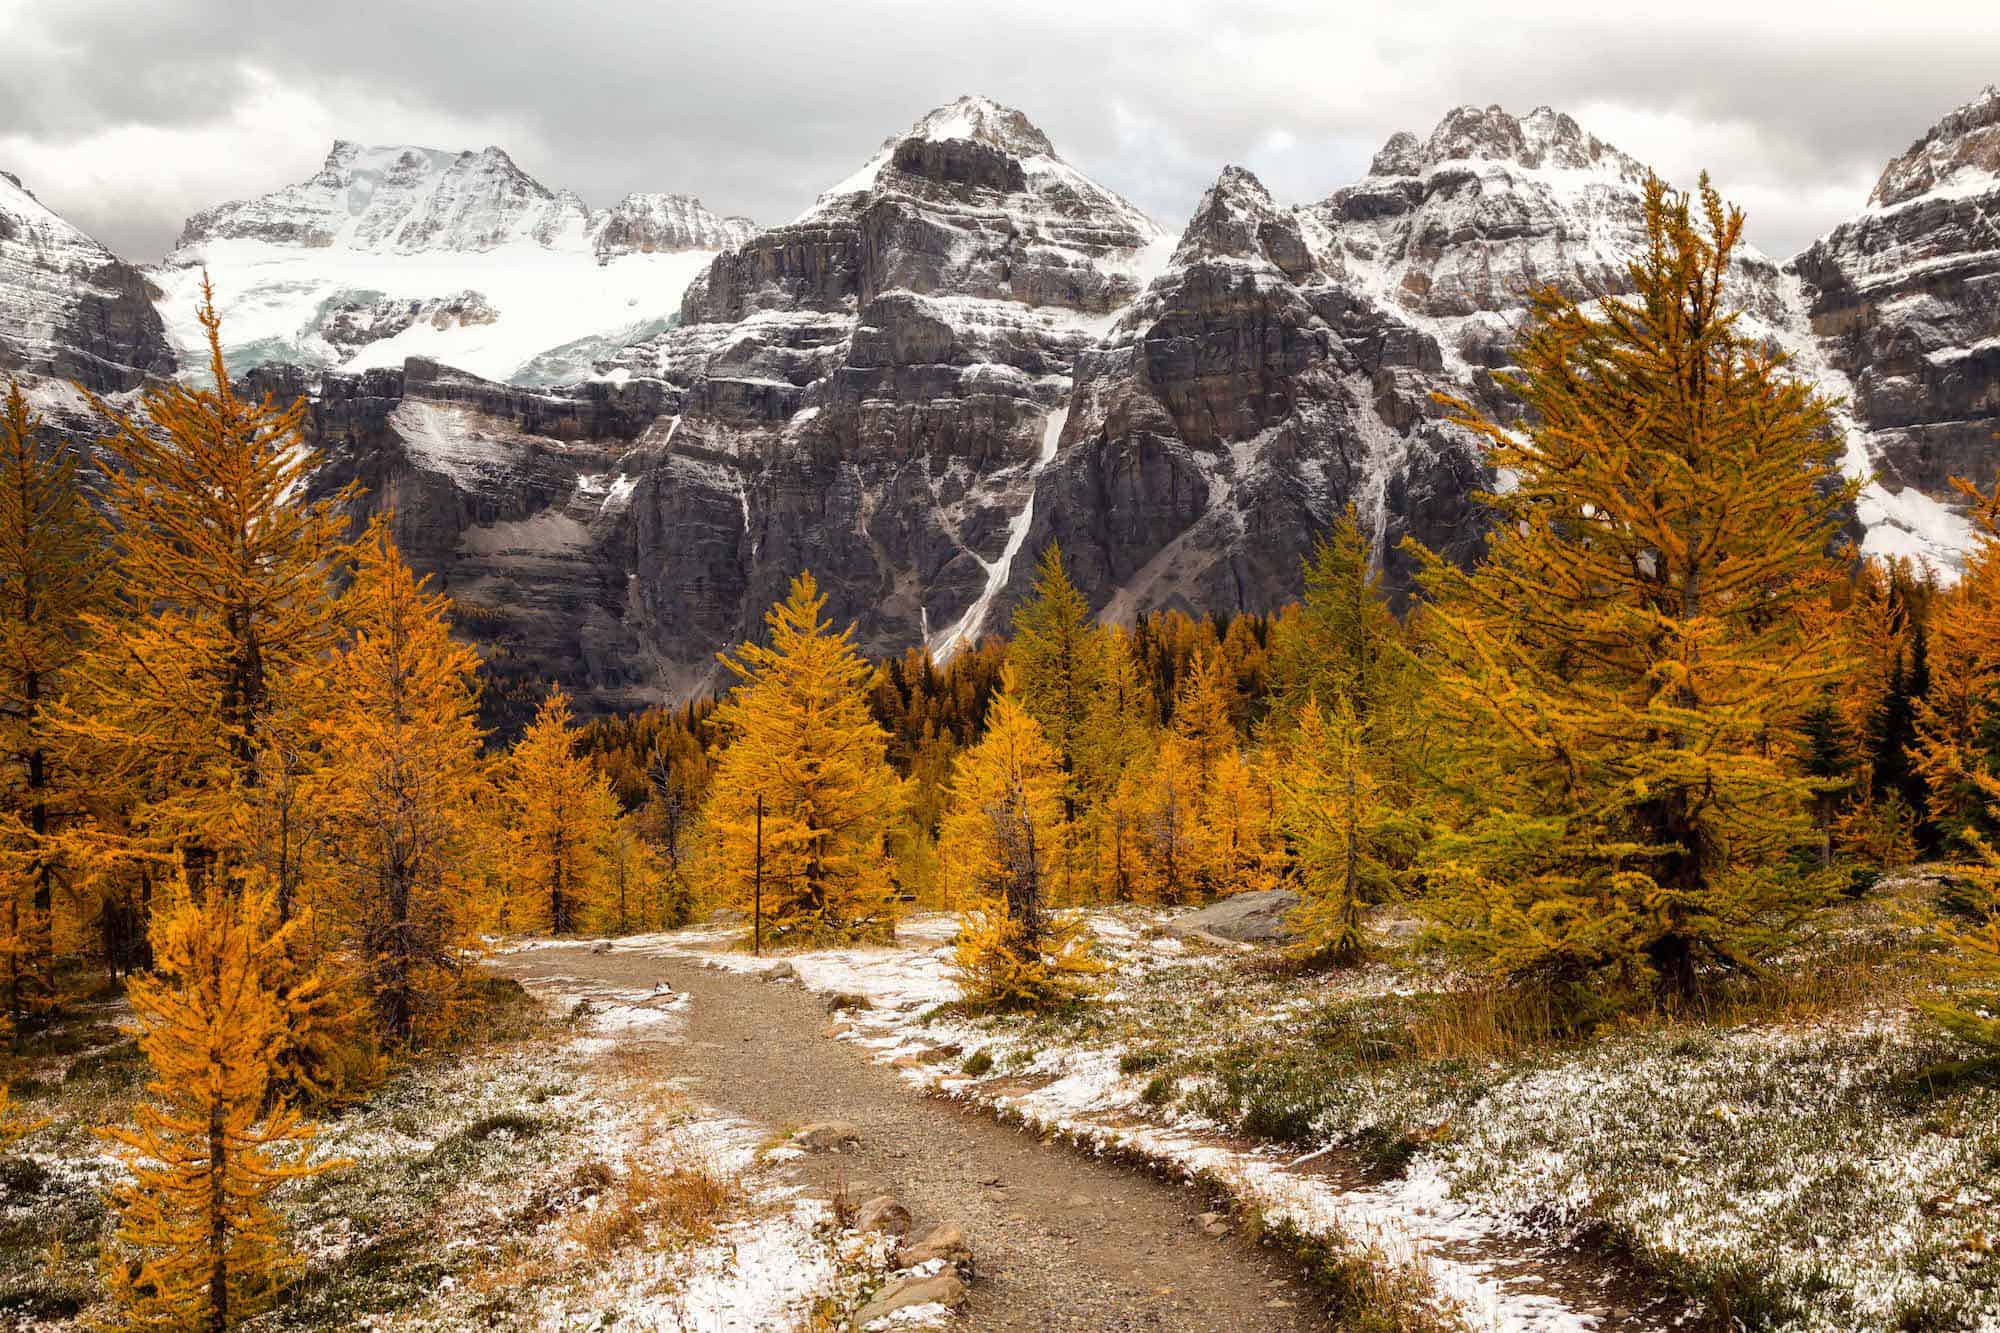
909,94 -> 1058,158
153,140 -> 757,383
797,94 -> 1162,245
0,169 -> 174,391
1867,83 -> 2000,210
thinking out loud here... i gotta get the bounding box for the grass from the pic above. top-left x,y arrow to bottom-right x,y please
918,880 -> 2000,1328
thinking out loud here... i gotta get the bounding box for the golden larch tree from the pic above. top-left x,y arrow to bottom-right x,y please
311,525 -> 487,1043
98,880 -> 333,1331
706,573 -> 902,941
72,282 -> 357,891
1914,472 -> 2000,1049
501,688 -> 618,936
1412,176 -> 1855,1007
0,382 -> 108,1015
944,682 -> 1103,1006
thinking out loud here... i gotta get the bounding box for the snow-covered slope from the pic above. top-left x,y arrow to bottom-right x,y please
153,142 -> 754,383
1793,84 -> 2000,564
0,170 -> 173,391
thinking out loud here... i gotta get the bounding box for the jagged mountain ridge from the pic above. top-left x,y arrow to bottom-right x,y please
0,171 -> 174,393
1793,84 -> 2000,559
3,89 -> 1996,728
153,141 -> 756,385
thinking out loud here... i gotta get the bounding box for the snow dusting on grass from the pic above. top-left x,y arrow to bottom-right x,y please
630,898 -> 2000,1331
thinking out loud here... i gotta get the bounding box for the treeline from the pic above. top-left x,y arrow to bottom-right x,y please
0,290 -> 677,1328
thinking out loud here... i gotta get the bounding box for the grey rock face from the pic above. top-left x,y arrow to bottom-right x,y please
1164,888 -> 1303,944
0,172 -> 174,392
1793,85 -> 2000,503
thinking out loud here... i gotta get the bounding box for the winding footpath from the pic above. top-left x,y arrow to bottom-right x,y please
492,942 -> 1327,1332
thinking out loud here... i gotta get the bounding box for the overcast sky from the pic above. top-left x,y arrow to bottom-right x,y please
4,0 -> 1997,263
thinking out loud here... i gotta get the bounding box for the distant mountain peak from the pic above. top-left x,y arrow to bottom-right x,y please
169,140 -> 753,260
1868,83 -> 2000,209
1365,103 -> 1644,181
907,95 -> 1058,159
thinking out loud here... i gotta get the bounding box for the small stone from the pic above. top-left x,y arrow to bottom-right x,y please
855,1194 -> 912,1237
1197,1210 -> 1232,1237
791,1121 -> 862,1153
851,1272 -> 967,1328
1063,1192 -> 1092,1208
825,991 -> 871,1013
763,961 -> 797,981
898,1221 -> 972,1269
978,1175 -> 1002,1187
590,940 -> 611,954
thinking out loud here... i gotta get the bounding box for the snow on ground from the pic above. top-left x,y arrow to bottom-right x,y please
624,902 -> 2000,1332
625,910 -> 1594,1330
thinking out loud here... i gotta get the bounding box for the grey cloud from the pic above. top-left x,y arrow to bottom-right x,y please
5,0 -> 1997,261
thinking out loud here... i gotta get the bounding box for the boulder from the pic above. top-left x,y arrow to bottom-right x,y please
791,1121 -> 862,1153
1164,889 -> 1302,945
898,1221 -> 972,1269
852,1272 -> 968,1329
855,1194 -> 912,1237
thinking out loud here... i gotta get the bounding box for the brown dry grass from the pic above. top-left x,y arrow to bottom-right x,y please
570,1143 -> 736,1256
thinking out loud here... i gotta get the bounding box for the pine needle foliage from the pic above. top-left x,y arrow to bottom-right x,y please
72,281 -> 358,884
311,524 -> 487,1043
707,573 -> 902,942
0,382 -> 105,1015
1411,176 -> 1856,1008
501,688 -> 619,936
944,684 -> 1105,1007
1915,473 -> 2000,1050
98,879 -> 334,1331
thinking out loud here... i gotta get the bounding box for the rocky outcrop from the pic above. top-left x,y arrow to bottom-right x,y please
0,171 -> 174,392
1793,86 -> 2000,531
589,192 -> 756,260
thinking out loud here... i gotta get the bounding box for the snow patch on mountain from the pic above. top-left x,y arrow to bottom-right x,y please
154,141 -> 753,383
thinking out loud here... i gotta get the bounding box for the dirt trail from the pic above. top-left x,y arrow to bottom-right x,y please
493,942 -> 1329,1332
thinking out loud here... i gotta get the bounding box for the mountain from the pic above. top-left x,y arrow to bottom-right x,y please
1793,84 -> 2000,561
2,90 -> 1996,727
278,97 -> 1173,719
0,170 -> 174,394
1027,103 -> 1799,617
153,141 -> 755,384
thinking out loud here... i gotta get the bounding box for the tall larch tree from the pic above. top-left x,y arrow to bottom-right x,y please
98,881 -> 332,1331
1009,545 -> 1111,820
1412,176 -> 1855,1007
1268,506 -> 1401,725
311,526 -> 487,1044
1915,472 -> 2000,1050
1278,696 -> 1395,964
944,681 -> 1103,1006
72,282 -> 357,893
501,688 -> 619,936
0,383 -> 105,1017
707,573 -> 902,941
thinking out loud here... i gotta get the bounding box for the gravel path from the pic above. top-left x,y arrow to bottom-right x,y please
492,942 -> 1329,1332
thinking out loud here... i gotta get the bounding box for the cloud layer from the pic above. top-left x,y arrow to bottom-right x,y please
4,0 -> 1995,262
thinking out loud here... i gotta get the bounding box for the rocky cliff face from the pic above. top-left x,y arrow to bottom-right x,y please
600,95 -> 1172,681
1025,103 -> 1803,620
155,142 -> 754,384
1793,85 -> 2000,559
3,90 -> 1996,724
0,171 -> 174,392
